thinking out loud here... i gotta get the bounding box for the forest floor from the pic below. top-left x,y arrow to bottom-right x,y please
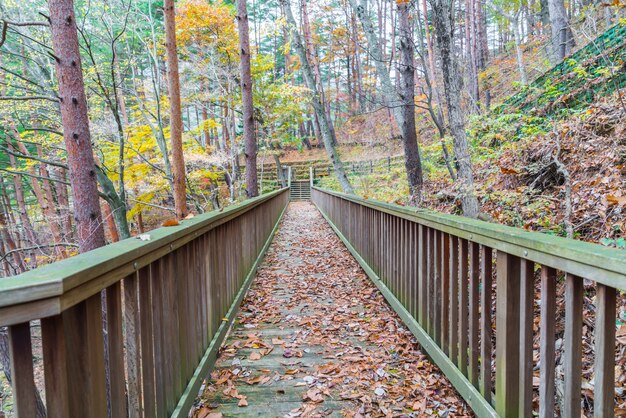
191,202 -> 472,418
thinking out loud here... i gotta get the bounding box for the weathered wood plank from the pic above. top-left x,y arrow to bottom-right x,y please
563,274 -> 583,418
468,242 -> 480,387
105,281 -> 128,418
479,246 -> 493,403
139,266 -> 156,418
63,294 -> 107,417
124,273 -> 143,417
594,283 -> 616,418
459,239 -> 469,375
519,259 -> 535,417
539,266 -> 556,418
41,315 -> 70,418
441,233 -> 450,355
495,252 -> 521,418
449,235 -> 459,362
8,322 -> 37,418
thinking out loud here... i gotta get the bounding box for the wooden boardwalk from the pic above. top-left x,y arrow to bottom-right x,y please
191,202 -> 472,417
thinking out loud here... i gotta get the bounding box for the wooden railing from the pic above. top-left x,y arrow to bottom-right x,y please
1,188 -> 289,418
312,187 -> 626,418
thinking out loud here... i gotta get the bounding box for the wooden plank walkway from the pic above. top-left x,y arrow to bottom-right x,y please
191,202 -> 472,417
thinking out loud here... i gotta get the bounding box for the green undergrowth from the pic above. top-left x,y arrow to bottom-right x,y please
497,22 -> 626,117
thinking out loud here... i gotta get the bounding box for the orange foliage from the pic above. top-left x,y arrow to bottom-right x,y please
176,0 -> 238,60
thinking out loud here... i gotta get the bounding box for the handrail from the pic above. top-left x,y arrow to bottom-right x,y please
0,188 -> 288,325
312,186 -> 625,418
313,187 -> 626,289
3,188 -> 289,418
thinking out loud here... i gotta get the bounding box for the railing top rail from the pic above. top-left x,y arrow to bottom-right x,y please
313,187 -> 626,289
0,189 -> 288,316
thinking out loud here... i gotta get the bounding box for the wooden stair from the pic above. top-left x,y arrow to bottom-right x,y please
289,181 -> 310,201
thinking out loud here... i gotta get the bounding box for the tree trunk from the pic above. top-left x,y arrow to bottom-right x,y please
397,0 -> 424,205
465,0 -> 480,111
548,0 -> 575,64
237,0 -> 259,198
539,0 -> 550,34
164,0 -> 188,219
281,0 -> 354,194
5,140 -> 38,250
15,140 -> 68,258
430,0 -> 480,218
351,0 -> 423,204
49,0 -> 106,252
511,17 -> 528,85
53,167 -> 73,242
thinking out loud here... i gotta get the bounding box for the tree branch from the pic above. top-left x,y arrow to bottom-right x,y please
0,168 -> 70,185
0,95 -> 59,102
1,19 -> 49,27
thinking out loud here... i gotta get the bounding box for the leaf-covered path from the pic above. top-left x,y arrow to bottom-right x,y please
192,202 -> 472,417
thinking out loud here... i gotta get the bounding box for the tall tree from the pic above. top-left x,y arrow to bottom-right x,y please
237,0 -> 259,197
350,0 -> 423,205
280,0 -> 354,194
49,0 -> 106,252
397,0 -> 424,205
430,0 -> 480,218
548,0 -> 574,64
164,0 -> 188,219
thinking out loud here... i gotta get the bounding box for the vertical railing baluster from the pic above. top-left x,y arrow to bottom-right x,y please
152,259 -> 167,416
124,272 -> 143,417
519,260 -> 535,417
64,294 -> 108,416
427,228 -> 435,335
495,252 -> 521,417
539,266 -> 556,418
106,281 -> 128,418
419,224 -> 427,326
480,245 -> 493,403
42,315 -> 70,418
8,322 -> 37,418
449,235 -> 459,361
459,239 -> 469,375
434,230 -> 442,345
139,266 -> 156,418
594,283 -> 617,418
441,232 -> 450,354
563,274 -> 583,418
469,242 -> 480,387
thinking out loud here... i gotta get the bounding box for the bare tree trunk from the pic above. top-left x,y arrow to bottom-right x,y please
398,0 -> 424,205
511,16 -> 528,84
548,0 -> 575,64
49,0 -> 106,252
430,0 -> 480,218
14,141 -> 67,258
350,0 -> 424,204
301,0 -> 338,146
164,0 -> 188,219
53,167 -> 73,242
237,0 -> 259,198
281,0 -> 354,194
465,0 -> 480,110
5,140 -> 38,250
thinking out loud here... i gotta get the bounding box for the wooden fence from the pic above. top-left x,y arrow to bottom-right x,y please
312,187 -> 626,418
1,188 -> 289,418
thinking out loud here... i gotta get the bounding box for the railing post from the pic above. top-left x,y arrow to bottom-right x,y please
310,166 -> 313,187
287,166 -> 292,188
495,252 -> 521,418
